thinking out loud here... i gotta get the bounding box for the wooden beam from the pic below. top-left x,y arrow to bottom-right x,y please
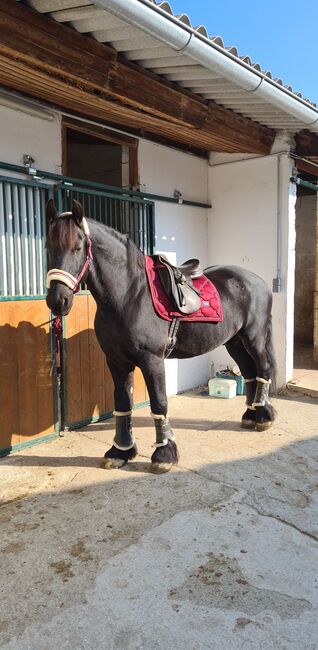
62,117 -> 138,148
296,131 -> 318,158
295,158 -> 318,179
0,0 -> 275,154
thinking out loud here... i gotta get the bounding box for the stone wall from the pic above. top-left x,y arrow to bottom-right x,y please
294,193 -> 317,344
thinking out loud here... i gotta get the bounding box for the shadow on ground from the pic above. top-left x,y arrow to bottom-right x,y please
0,393 -> 317,649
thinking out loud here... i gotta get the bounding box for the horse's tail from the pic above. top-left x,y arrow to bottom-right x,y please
266,314 -> 277,395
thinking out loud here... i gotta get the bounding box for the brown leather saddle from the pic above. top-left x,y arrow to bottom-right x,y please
154,254 -> 203,315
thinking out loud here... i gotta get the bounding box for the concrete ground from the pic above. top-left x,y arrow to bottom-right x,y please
0,390 -> 318,650
289,344 -> 318,398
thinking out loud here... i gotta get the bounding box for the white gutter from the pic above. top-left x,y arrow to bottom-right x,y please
95,0 -> 318,130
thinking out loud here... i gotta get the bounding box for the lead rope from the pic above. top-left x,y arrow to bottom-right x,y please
53,316 -> 62,354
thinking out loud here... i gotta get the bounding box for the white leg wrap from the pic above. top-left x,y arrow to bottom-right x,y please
153,434 -> 176,448
151,412 -> 169,420
244,377 -> 256,383
113,440 -> 135,451
113,412 -> 134,450
153,414 -> 175,448
252,377 -> 271,408
113,410 -> 132,416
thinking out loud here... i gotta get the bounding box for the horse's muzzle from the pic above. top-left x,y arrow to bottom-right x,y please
46,283 -> 74,316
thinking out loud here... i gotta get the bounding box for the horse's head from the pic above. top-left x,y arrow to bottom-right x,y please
46,199 -> 92,316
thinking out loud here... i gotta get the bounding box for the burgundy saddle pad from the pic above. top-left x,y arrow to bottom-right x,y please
145,256 -> 223,322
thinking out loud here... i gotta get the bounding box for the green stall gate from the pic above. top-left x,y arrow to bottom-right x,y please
0,163 -> 155,456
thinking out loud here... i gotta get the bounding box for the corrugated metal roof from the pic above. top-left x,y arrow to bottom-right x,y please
23,0 -> 318,133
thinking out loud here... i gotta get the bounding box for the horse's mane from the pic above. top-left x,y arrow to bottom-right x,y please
47,215 -> 145,269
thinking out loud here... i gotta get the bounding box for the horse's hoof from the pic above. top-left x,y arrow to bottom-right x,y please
255,421 -> 273,432
241,419 -> 256,430
150,461 -> 174,474
101,443 -> 138,469
101,457 -> 127,469
150,439 -> 179,474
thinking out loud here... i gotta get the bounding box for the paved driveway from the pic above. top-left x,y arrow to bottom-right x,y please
0,391 -> 317,649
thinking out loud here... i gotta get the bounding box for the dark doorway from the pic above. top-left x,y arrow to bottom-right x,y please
66,129 -> 123,187
62,118 -> 138,188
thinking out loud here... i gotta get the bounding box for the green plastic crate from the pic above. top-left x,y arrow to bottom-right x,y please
216,371 -> 245,395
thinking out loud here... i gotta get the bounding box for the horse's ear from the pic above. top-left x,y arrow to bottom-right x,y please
46,199 -> 58,226
72,199 -> 84,226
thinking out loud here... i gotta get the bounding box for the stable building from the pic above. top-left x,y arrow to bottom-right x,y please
1,0 -> 318,455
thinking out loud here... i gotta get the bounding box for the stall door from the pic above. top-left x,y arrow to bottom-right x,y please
0,174 -> 58,455
61,295 -> 148,430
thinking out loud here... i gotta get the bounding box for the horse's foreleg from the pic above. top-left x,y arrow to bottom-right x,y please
140,355 -> 178,473
102,359 -> 138,469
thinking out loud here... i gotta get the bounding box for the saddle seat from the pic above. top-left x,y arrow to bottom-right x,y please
175,258 -> 203,279
153,254 -> 204,315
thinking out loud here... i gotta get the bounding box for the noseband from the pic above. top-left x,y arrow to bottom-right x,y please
46,214 -> 93,293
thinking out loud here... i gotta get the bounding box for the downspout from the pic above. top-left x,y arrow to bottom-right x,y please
96,0 -> 318,129
273,155 -> 282,292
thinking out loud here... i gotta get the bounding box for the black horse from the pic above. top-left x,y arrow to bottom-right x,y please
46,200 -> 276,473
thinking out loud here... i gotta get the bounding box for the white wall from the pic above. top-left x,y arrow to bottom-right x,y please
138,140 -> 210,394
208,149 -> 296,387
0,104 -> 61,173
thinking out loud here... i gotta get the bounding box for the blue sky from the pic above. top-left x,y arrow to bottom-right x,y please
170,0 -> 318,105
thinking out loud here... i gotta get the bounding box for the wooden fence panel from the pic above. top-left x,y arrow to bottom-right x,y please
64,294 -> 148,428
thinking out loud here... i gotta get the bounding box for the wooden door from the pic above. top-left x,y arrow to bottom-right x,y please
0,299 -> 58,455
62,294 -> 148,429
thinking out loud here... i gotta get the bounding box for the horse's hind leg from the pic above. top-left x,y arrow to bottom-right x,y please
225,337 -> 258,429
239,317 -> 277,431
140,355 -> 178,473
101,359 -> 138,469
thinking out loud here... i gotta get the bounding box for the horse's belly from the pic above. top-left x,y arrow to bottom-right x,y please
170,319 -> 235,359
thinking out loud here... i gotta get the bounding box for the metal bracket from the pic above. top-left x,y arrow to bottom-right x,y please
272,277 -> 281,293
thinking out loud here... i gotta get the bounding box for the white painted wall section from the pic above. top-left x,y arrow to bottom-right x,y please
0,103 -> 62,298
139,140 -> 210,394
0,104 -> 61,173
208,148 -> 296,387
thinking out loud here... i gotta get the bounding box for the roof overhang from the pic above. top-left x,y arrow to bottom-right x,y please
24,0 -> 318,135
0,0 -> 277,155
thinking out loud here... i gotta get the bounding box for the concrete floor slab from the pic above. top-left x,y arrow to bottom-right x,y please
290,344 -> 318,397
0,392 -> 317,649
